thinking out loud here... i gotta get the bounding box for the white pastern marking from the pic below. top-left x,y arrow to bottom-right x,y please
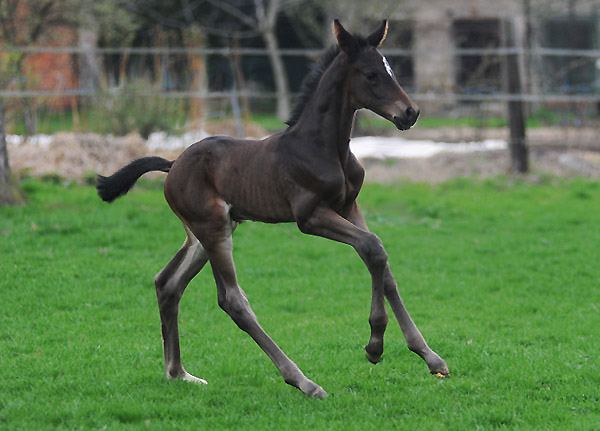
382,56 -> 394,78
181,372 -> 208,385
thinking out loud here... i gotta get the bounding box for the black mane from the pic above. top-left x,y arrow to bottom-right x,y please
285,46 -> 340,127
285,35 -> 371,127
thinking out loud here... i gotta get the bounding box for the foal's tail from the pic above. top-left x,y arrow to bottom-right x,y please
96,156 -> 174,203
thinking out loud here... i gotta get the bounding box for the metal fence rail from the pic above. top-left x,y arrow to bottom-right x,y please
2,45 -> 600,57
1,46 -> 599,103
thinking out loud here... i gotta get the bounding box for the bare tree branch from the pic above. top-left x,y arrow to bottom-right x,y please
254,0 -> 266,28
265,0 -> 281,28
204,0 -> 258,30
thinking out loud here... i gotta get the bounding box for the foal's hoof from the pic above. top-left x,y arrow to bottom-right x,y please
298,380 -> 328,399
427,354 -> 450,378
364,345 -> 383,364
308,385 -> 329,399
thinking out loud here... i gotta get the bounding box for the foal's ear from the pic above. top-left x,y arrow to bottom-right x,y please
367,20 -> 388,48
334,19 -> 359,57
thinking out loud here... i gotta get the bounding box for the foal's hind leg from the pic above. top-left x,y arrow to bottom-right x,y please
155,227 -> 208,383
188,217 -> 327,398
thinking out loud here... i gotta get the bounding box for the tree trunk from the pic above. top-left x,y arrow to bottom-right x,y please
0,102 -> 25,206
262,28 -> 290,121
78,28 -> 102,93
22,103 -> 37,136
231,32 -> 252,124
207,0 -> 291,121
14,55 -> 37,136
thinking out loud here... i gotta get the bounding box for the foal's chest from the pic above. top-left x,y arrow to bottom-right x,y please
316,156 -> 365,210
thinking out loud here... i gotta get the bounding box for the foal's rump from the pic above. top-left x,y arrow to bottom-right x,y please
95,137 -> 236,205
95,134 -> 292,225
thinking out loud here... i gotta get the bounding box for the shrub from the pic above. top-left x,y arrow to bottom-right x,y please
89,79 -> 183,138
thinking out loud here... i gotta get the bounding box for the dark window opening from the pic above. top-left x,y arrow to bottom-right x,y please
543,16 -> 597,93
453,18 -> 502,93
385,20 -> 414,91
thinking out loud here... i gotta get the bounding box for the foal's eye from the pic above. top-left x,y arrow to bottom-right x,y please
366,73 -> 378,83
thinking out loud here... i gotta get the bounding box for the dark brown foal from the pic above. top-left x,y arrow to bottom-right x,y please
97,20 -> 449,398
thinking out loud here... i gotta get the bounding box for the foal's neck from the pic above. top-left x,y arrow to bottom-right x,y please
292,55 -> 356,162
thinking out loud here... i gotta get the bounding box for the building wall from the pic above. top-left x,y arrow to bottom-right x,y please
390,0 -> 600,111
24,25 -> 78,109
1,2 -> 78,110
400,0 -> 527,107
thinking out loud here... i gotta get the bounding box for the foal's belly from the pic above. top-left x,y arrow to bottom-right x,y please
214,143 -> 295,223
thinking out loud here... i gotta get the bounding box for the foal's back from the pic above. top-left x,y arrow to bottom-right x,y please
164,134 -> 295,224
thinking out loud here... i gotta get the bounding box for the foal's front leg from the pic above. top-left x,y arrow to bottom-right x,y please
344,203 -> 388,363
382,266 -> 449,376
300,204 -> 449,376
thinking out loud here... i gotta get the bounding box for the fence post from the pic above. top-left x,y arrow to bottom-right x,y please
502,20 -> 529,173
0,101 -> 25,205
184,25 -> 207,130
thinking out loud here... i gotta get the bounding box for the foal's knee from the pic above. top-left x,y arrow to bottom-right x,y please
218,287 -> 256,332
359,233 -> 388,271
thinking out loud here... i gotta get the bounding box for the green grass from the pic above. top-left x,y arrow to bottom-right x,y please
357,109 -> 587,132
8,110 -> 281,136
7,107 -> 587,137
1,177 -> 599,430
357,113 -> 509,131
250,114 -> 288,132
9,110 -> 75,135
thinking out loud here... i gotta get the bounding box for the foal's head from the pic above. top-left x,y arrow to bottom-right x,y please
334,20 -> 420,130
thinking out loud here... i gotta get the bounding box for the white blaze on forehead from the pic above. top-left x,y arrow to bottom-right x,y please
382,56 -> 394,78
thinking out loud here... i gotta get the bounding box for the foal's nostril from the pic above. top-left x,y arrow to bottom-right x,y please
405,106 -> 418,123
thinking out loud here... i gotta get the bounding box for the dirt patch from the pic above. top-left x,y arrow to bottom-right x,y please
9,133 -> 149,180
363,148 -> 600,183
8,131 -> 600,183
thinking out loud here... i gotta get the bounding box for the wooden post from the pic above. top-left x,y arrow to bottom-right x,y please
185,25 -> 207,131
502,20 -> 529,173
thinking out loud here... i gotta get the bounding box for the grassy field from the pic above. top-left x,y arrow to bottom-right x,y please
7,108 -> 577,136
1,177 -> 599,430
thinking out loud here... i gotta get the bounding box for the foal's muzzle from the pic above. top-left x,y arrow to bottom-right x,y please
393,106 -> 420,131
